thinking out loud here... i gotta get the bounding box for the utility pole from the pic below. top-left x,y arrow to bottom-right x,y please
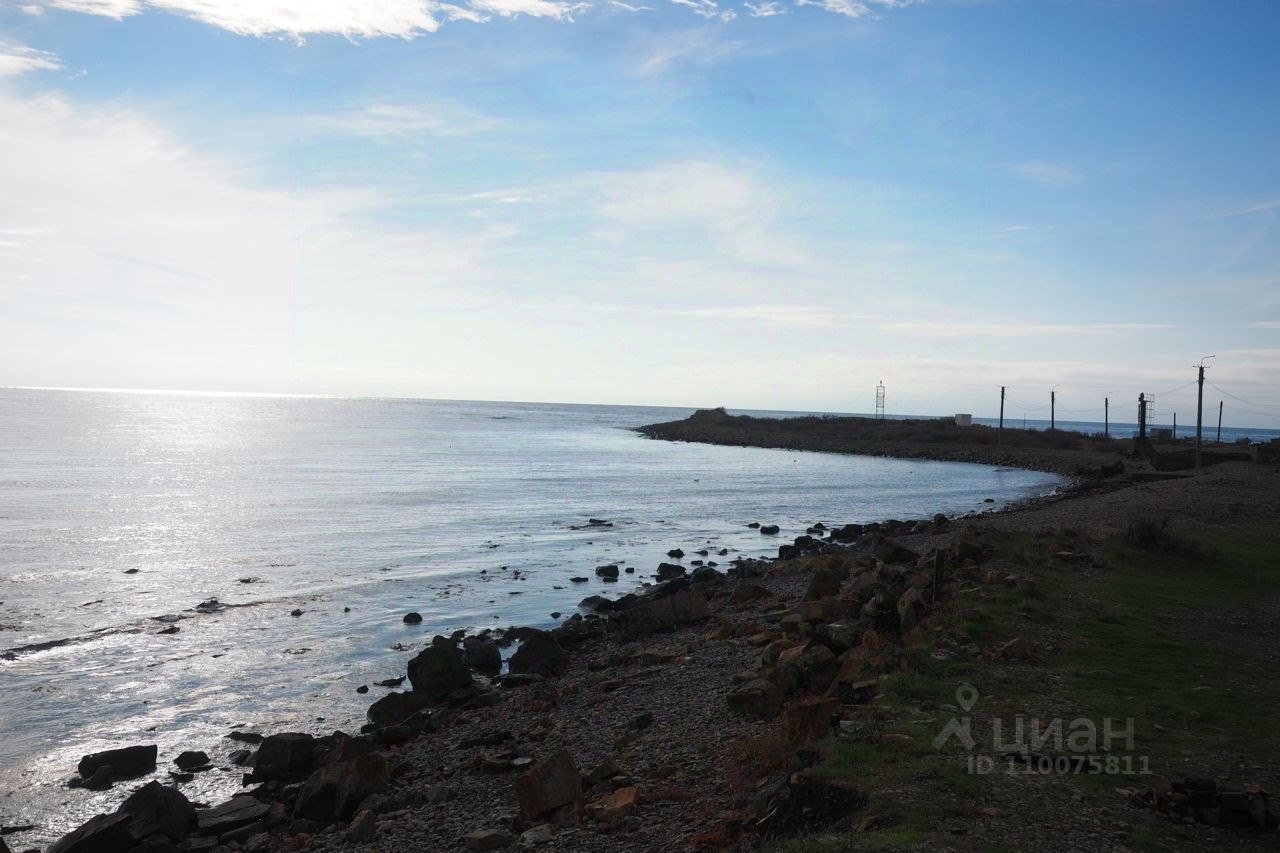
1217,401 -> 1223,443
1049,389 -> 1056,447
1138,393 -> 1147,440
1195,356 -> 1215,472
998,386 -> 1005,445
1104,395 -> 1109,439
1173,413 -> 1176,440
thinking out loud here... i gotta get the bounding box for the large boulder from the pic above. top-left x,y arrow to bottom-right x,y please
655,563 -> 685,581
77,744 -> 157,780
250,732 -> 316,782
195,796 -> 270,836
802,568 -> 842,602
507,630 -> 568,678
727,679 -> 784,720
119,781 -> 196,843
514,750 -> 581,820
48,813 -> 136,853
610,588 -> 709,636
294,747 -> 391,822
366,689 -> 433,727
407,642 -> 473,698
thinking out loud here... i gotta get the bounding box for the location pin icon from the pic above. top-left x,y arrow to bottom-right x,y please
956,683 -> 978,712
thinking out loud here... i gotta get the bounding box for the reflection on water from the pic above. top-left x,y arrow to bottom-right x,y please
0,389 -> 1060,844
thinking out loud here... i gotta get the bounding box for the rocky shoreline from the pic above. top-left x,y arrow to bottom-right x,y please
21,416 -> 1275,853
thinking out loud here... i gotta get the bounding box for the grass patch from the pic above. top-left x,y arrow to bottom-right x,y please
775,524 -> 1280,851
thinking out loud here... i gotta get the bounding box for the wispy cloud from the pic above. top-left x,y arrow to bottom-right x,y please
0,42 -> 62,78
467,0 -> 588,20
744,0 -> 787,15
1201,197 -> 1280,222
1249,321 -> 1280,329
305,102 -> 504,139
639,29 -> 745,73
794,0 -> 911,19
1010,160 -> 1080,186
46,0 -> 141,18
881,321 -> 1178,338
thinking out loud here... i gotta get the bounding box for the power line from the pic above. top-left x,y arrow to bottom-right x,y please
1206,380 -> 1280,410
1154,379 -> 1197,398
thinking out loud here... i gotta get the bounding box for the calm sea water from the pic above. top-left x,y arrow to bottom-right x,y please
0,389 -> 1062,843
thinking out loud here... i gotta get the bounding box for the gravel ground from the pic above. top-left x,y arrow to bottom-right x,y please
291,594 -> 789,852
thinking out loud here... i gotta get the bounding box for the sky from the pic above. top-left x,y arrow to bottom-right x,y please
1,0 -> 1278,425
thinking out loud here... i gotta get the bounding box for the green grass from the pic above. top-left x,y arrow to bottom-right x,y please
771,525 -> 1280,851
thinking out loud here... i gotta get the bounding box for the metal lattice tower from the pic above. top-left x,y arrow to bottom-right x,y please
875,381 -> 885,420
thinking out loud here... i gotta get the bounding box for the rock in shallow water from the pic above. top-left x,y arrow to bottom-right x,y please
77,744 -> 156,780
407,642 -> 473,697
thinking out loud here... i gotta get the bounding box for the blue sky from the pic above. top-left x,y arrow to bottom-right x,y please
1,0 -> 1278,425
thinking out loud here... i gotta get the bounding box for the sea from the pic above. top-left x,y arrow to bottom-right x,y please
5,388 -> 1262,844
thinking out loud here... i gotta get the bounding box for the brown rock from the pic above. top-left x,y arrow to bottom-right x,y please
727,678 -> 783,719
586,787 -> 637,822
515,750 -> 581,820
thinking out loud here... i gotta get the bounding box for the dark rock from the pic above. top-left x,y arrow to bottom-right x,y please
195,796 -> 270,835
830,523 -> 864,542
78,744 -> 156,781
250,732 -> 315,782
366,690 -> 433,727
578,595 -> 613,613
690,566 -> 723,584
508,630 -> 567,678
119,780 -> 196,842
595,564 -> 619,579
514,750 -> 581,820
226,731 -> 263,744
290,608 -> 304,617
174,751 -> 209,772
628,712 -> 654,731
82,765 -> 114,790
727,679 -> 783,719
610,588 -> 709,636
759,525 -> 780,535
228,749 -> 252,766
463,636 -> 502,676
403,612 -> 423,624
666,549 -> 684,559
48,812 -> 135,853
655,563 -> 686,581
570,577 -> 589,583
293,748 -> 390,822
407,643 -> 473,698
